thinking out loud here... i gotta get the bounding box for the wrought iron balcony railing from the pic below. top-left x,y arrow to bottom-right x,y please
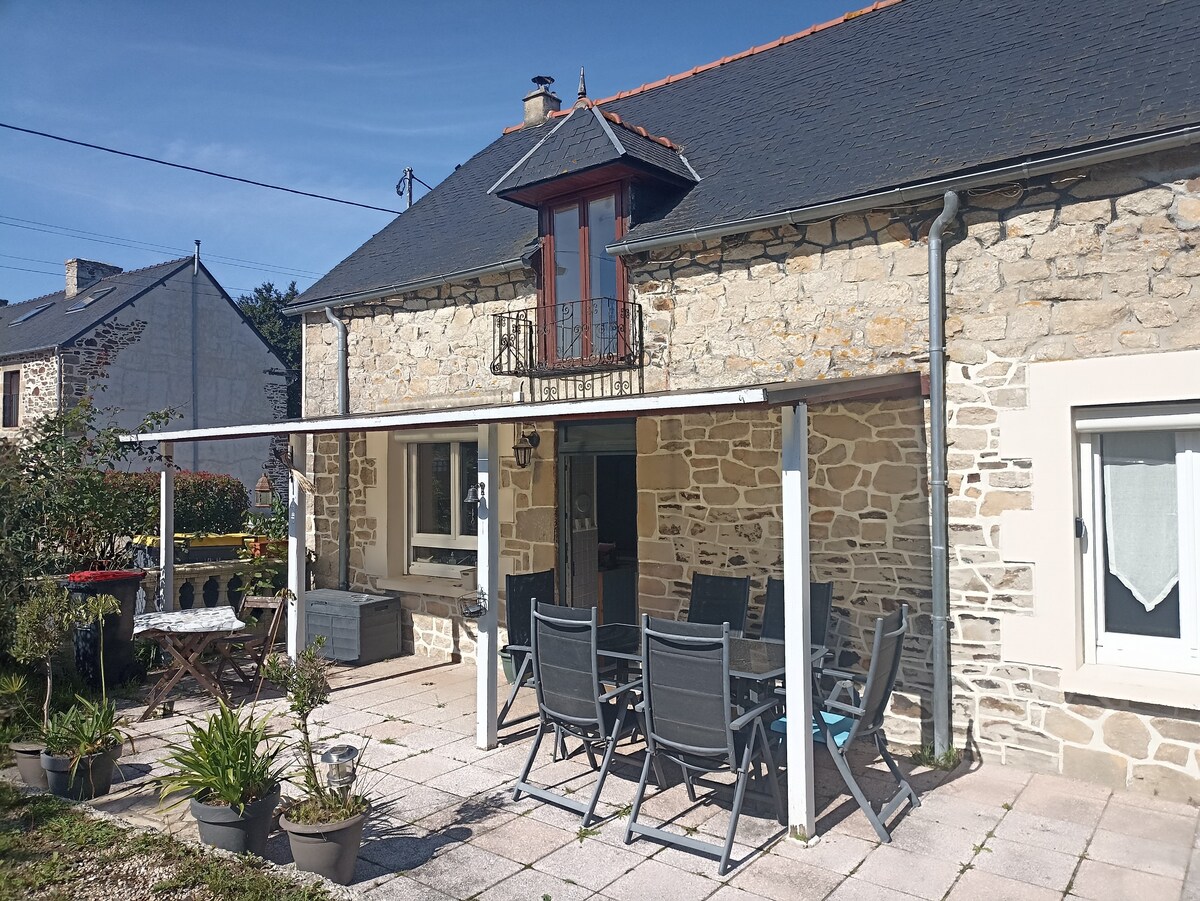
491,297 -> 644,382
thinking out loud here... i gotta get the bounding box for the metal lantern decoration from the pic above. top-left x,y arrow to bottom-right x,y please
320,744 -> 360,798
253,472 -> 273,508
512,429 -> 540,469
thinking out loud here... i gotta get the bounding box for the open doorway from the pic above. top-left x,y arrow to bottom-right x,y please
557,420 -> 638,623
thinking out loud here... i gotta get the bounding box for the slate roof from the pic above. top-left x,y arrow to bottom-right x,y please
489,104 -> 697,202
293,0 -> 1200,308
0,258 -> 192,357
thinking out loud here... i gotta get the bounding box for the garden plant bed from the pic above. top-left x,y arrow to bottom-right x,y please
0,781 -> 337,901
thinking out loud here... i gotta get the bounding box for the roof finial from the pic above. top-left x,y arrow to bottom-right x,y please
577,66 -> 587,100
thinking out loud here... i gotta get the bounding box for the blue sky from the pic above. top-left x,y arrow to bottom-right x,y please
0,1 -> 849,303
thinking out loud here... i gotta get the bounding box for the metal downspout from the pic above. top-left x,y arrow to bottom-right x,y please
324,306 -> 350,591
929,191 -> 959,757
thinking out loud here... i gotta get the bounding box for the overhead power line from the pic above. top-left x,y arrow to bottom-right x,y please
0,217 -> 323,281
0,121 -> 405,215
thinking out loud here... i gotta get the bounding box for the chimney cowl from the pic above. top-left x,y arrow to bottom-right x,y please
523,75 -> 561,127
65,259 -> 123,299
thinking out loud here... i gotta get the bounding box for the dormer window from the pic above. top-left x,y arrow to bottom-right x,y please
542,187 -> 626,363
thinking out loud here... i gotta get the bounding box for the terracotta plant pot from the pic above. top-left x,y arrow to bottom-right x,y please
280,804 -> 368,885
10,741 -> 48,788
41,748 -> 118,801
190,785 -> 281,857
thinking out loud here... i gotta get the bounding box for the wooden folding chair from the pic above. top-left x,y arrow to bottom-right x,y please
214,595 -> 287,693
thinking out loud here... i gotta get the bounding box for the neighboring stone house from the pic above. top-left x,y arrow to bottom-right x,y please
285,0 -> 1200,800
0,255 -> 288,490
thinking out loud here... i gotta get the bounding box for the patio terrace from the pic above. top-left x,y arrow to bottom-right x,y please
16,656 -> 1199,901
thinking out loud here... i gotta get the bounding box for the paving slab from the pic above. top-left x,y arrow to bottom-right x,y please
992,809 -> 1093,857
729,850 -> 845,901
1098,800 -> 1198,846
945,867 -> 1062,901
532,834 -> 648,893
1069,858 -> 1184,901
851,844 -> 962,901
478,868 -> 596,901
771,831 -> 874,875
405,841 -> 525,898
470,811 -> 577,865
603,858 -> 721,901
971,834 -> 1078,893
1086,827 -> 1193,880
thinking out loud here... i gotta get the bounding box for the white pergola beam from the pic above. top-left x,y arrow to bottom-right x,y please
475,423 -> 500,749
158,442 -> 174,612
287,433 -> 308,658
781,403 -> 817,837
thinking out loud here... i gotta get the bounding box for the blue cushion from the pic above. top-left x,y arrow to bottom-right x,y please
769,712 -> 854,748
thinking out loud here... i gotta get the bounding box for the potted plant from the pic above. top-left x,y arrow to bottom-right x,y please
0,674 -> 46,787
264,640 -> 369,885
40,694 -> 132,800
8,581 -> 75,787
41,592 -> 132,800
159,701 -> 287,856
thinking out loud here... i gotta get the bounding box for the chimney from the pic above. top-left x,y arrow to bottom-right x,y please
523,75 -> 561,127
65,259 -> 123,299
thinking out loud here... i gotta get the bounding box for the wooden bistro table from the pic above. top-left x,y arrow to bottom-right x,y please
133,607 -> 246,721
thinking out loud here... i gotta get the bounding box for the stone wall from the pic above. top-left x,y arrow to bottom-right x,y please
0,349 -> 59,432
304,270 -> 537,417
636,401 -> 933,741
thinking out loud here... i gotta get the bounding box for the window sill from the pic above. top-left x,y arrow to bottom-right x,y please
1061,662 -> 1200,711
375,573 -> 474,599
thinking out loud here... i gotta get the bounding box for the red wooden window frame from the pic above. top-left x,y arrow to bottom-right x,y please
539,183 -> 628,364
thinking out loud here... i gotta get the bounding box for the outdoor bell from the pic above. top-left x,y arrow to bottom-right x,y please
463,482 -> 485,505
320,744 -> 360,795
253,472 -> 273,508
512,429 -> 540,469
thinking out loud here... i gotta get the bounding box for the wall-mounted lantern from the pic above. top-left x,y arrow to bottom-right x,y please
512,428 -> 540,469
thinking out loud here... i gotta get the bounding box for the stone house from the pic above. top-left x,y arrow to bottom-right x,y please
139,0 -> 1200,812
0,254 -> 288,491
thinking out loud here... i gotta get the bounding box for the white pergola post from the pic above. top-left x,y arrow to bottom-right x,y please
781,403 -> 816,838
158,441 -> 175,612
286,433 -> 308,658
475,423 -> 500,750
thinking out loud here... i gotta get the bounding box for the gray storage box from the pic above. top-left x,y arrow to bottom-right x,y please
304,589 -> 401,663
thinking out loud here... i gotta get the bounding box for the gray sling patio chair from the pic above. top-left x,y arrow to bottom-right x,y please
770,604 -> 919,842
512,602 -> 640,826
497,569 -> 555,730
624,616 -> 784,876
686,573 -> 751,636
760,578 -> 834,646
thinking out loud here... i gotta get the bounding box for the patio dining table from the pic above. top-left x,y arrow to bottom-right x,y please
133,606 -> 246,721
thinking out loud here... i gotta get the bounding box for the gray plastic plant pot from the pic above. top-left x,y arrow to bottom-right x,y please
190,785 -> 281,857
10,742 -> 48,788
41,749 -> 117,801
279,804 -> 368,885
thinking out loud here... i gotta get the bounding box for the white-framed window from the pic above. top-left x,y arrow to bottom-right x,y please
1078,405 -> 1200,674
1,369 -> 19,428
406,438 -> 478,577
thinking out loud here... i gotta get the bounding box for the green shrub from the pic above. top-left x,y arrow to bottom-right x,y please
105,470 -> 249,535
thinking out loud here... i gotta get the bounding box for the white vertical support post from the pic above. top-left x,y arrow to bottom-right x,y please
158,442 -> 175,612
287,432 -> 308,659
475,423 -> 500,750
781,403 -> 816,838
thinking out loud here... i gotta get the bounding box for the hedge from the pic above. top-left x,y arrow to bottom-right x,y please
103,470 -> 249,534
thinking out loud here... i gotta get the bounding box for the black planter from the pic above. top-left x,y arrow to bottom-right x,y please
10,741 -> 48,788
280,804 -> 368,885
190,785 -> 281,857
68,572 -> 144,690
41,749 -> 118,801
